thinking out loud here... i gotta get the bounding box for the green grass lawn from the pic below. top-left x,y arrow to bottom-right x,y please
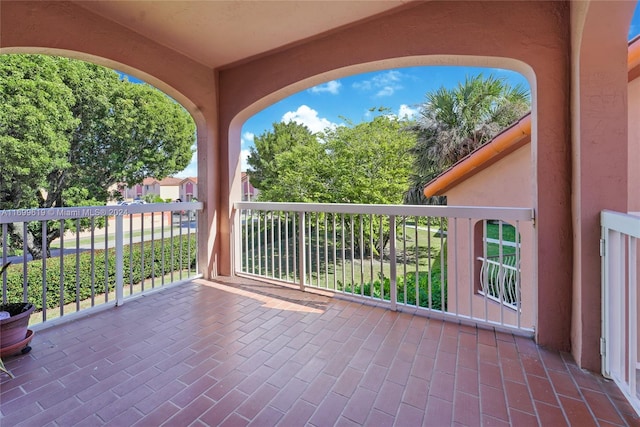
50,224 -> 189,249
240,221 -> 446,293
485,222 -> 518,257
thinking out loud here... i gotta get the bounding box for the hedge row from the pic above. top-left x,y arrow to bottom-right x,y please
3,236 -> 196,311
339,270 -> 447,311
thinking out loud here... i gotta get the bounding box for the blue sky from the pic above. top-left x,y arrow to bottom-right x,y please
175,5 -> 640,177
231,66 -> 528,174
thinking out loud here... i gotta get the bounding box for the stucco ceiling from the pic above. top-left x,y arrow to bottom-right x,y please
74,1 -> 410,69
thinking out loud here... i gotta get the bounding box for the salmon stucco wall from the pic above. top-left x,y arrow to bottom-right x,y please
445,145 -> 535,330
0,0 -> 220,279
570,1 -> 635,370
629,78 -> 640,212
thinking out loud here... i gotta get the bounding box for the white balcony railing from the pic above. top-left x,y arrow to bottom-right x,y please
0,202 -> 202,327
234,202 -> 535,335
601,210 -> 640,415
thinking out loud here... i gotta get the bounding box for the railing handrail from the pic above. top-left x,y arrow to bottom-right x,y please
601,209 -> 640,416
0,202 -> 203,223
601,210 -> 640,238
236,202 -> 534,335
235,201 -> 534,222
2,202 -> 203,325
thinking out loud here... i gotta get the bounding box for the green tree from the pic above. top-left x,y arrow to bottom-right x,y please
251,113 -> 414,205
260,141 -> 331,203
246,121 -> 318,192
323,113 -> 415,256
0,54 -> 195,258
323,113 -> 414,205
250,112 -> 415,256
0,55 -> 76,210
404,74 -> 530,205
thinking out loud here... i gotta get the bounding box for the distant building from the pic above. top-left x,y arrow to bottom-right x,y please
120,177 -> 188,201
179,177 -> 198,201
241,172 -> 258,201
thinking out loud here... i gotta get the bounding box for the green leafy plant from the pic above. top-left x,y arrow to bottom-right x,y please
2,236 -> 196,311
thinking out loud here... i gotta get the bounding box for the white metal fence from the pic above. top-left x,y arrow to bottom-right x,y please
601,210 -> 640,415
0,202 -> 202,326
234,202 -> 535,334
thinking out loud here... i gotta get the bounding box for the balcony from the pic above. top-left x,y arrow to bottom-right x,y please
0,203 -> 638,425
0,276 -> 637,426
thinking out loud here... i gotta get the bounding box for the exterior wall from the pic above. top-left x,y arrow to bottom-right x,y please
146,183 -> 161,198
629,78 -> 640,212
570,1 -> 635,370
158,186 -> 178,201
121,184 -> 144,200
218,0 -> 572,354
1,0 -> 219,279
3,0 -> 637,369
241,174 -> 257,201
445,146 -> 535,330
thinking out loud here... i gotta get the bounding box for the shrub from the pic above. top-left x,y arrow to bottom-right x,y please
340,272 -> 447,311
339,247 -> 448,311
2,236 -> 196,311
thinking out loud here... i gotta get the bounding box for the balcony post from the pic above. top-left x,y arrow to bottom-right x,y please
115,214 -> 124,306
389,215 -> 397,311
298,211 -> 306,291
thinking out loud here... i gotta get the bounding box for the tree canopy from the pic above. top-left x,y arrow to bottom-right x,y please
246,121 -> 318,194
247,112 -> 415,205
0,54 -> 195,257
404,74 -> 530,204
246,111 -> 416,256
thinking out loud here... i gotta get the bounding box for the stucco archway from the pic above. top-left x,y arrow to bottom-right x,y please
0,1 -> 220,278
217,1 -> 570,356
9,0 -> 636,371
570,0 -> 636,371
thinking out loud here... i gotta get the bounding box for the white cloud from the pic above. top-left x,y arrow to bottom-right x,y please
353,70 -> 404,97
241,131 -> 254,146
309,80 -> 341,95
241,149 -> 251,171
398,104 -> 419,120
240,133 -> 254,171
281,105 -> 337,134
376,86 -> 395,97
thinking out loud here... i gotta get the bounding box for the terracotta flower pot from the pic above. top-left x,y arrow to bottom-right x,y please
0,303 -> 35,348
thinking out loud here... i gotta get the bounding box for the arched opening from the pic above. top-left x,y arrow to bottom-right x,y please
628,3 -> 640,211
230,63 -> 536,334
0,52 -> 203,321
234,62 -> 533,201
0,53 -> 197,205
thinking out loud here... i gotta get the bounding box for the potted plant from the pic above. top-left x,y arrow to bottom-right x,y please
0,262 -> 35,359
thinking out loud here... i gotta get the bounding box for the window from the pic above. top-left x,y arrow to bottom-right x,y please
474,220 -> 520,310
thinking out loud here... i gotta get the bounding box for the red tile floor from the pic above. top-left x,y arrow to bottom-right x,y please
1,277 -> 638,426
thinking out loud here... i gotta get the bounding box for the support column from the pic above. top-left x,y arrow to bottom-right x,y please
570,0 -> 634,371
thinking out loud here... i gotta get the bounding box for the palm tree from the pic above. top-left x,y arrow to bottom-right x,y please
404,74 -> 530,205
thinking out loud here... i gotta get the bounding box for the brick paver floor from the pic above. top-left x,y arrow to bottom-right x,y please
1,276 -> 638,426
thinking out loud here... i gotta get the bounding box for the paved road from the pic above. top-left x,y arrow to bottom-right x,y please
3,220 -> 196,265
